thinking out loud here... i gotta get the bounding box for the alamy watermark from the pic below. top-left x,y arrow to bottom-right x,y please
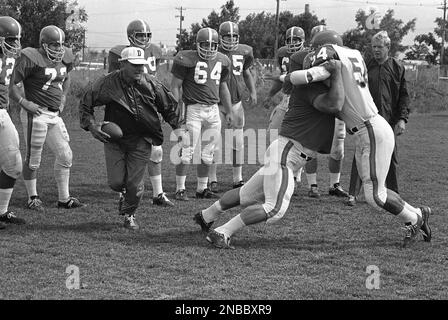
365,265 -> 380,290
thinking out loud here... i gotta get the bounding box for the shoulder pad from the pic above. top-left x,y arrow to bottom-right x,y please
21,47 -> 47,67
146,44 -> 162,59
216,52 -> 231,66
62,47 -> 75,64
235,44 -> 253,56
277,46 -> 289,58
290,49 -> 310,66
110,45 -> 128,57
173,50 -> 198,67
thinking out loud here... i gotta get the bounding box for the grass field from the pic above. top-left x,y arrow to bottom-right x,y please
1,70 -> 447,302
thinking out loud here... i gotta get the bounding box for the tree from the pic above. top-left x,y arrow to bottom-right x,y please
176,0 -> 239,52
406,17 -> 448,64
342,9 -> 416,60
1,0 -> 87,53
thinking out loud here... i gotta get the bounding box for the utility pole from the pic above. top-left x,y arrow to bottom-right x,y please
273,0 -> 280,68
175,6 -> 185,50
439,0 -> 447,65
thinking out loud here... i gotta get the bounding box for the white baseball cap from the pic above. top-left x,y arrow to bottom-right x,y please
119,47 -> 146,64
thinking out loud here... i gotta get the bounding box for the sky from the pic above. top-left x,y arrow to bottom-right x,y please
75,0 -> 442,51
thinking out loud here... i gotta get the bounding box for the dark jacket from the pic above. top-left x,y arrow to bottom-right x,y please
79,71 -> 181,145
366,56 -> 410,126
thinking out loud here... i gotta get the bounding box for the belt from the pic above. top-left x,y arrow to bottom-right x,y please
300,152 -> 312,161
347,114 -> 377,135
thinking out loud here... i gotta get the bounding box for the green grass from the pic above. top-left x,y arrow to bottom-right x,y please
1,97 -> 447,300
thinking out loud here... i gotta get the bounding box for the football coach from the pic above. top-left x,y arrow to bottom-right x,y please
79,47 -> 185,230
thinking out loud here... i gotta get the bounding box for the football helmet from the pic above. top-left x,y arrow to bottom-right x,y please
196,27 -> 218,60
0,16 -> 21,57
285,26 -> 305,53
40,25 -> 65,62
219,21 -> 239,51
127,19 -> 151,49
310,25 -> 327,41
311,30 -> 343,49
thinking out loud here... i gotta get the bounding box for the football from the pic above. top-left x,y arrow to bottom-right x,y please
101,122 -> 123,140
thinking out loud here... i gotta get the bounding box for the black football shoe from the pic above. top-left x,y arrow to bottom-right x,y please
196,188 -> 219,199
57,197 -> 86,209
0,211 -> 26,225
193,211 -> 213,232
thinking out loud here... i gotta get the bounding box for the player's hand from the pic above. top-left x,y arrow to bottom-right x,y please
59,94 -> 67,113
88,122 -> 111,143
248,91 -> 258,105
20,99 -> 42,116
321,59 -> 342,74
226,112 -> 234,127
395,119 -> 406,136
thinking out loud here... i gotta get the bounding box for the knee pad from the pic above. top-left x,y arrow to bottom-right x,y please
55,146 -> 73,168
180,146 -> 193,164
0,146 -> 22,179
149,145 -> 163,163
330,141 -> 344,161
201,145 -> 215,165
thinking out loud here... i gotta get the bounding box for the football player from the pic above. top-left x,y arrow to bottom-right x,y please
285,30 -> 431,246
194,57 -> 346,249
170,27 -> 233,201
208,21 -> 257,192
299,25 -> 349,199
0,16 -> 25,228
9,25 -> 85,211
108,19 -> 174,207
261,26 -> 306,190
108,20 -> 172,207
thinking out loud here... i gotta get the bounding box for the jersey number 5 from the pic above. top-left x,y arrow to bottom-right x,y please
194,61 -> 222,85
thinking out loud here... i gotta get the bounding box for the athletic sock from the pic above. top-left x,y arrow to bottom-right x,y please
0,188 -> 13,215
149,175 -> 163,197
176,175 -> 186,191
197,177 -> 208,193
24,179 -> 38,199
202,201 -> 224,223
215,214 -> 246,238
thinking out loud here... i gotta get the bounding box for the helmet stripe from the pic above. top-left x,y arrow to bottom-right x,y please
58,27 -> 63,43
138,19 -> 146,33
229,22 -> 233,37
208,27 -> 212,42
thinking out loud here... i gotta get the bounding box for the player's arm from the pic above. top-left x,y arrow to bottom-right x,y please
9,66 -> 42,116
219,81 -> 233,127
312,60 -> 344,114
59,72 -> 71,112
283,65 -> 331,85
243,68 -> 257,105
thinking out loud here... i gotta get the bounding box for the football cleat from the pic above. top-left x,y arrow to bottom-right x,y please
0,211 -> 26,225
153,193 -> 175,207
193,211 -> 213,232
329,183 -> 349,198
308,184 -> 320,198
196,188 -> 219,199
175,189 -> 189,201
206,229 -> 234,249
58,197 -> 86,209
209,181 -> 219,193
419,206 -> 432,242
232,181 -> 245,189
402,214 -> 423,247
346,195 -> 356,207
27,196 -> 44,212
124,215 -> 139,230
